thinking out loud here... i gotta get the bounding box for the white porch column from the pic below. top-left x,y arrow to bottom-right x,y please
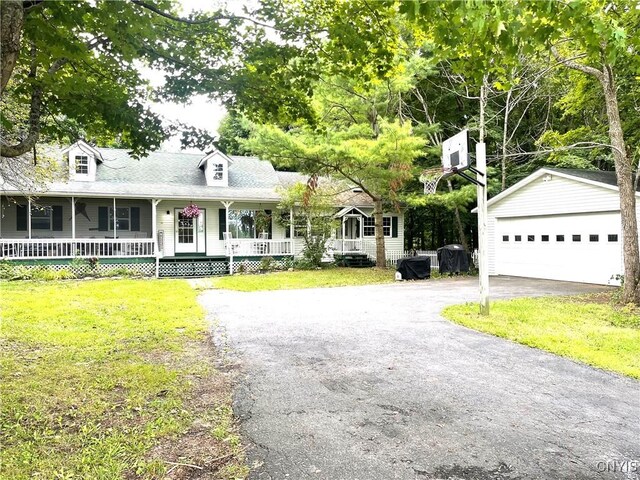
152,199 -> 160,278
289,207 -> 294,255
27,198 -> 32,239
222,201 -> 234,274
113,197 -> 117,238
71,196 -> 76,240
341,216 -> 346,253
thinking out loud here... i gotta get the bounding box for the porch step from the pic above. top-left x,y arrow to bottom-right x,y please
334,253 -> 375,268
158,257 -> 229,277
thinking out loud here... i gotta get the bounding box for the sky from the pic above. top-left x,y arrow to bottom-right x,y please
145,0 -> 255,152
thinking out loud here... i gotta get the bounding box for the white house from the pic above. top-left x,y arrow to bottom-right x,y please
484,168 -> 640,285
0,141 -> 405,276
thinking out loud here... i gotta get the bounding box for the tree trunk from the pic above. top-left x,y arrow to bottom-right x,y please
0,0 -> 23,95
601,66 -> 640,304
501,88 -> 512,191
373,198 -> 385,268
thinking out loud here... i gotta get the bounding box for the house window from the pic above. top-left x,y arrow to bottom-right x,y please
502,235 -> 509,241
572,234 -> 581,242
363,217 -> 375,237
589,234 -> 599,242
527,235 -> 535,242
382,217 -> 391,237
31,206 -> 52,230
109,207 -> 130,231
363,216 -> 391,237
75,155 -> 89,175
556,235 -> 565,242
213,163 -> 224,180
229,210 -> 271,239
515,235 -> 522,242
541,235 -> 549,242
608,234 -> 618,242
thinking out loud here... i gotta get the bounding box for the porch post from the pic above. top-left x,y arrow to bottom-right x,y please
71,196 -> 76,240
341,216 -> 346,253
152,199 -> 160,278
222,201 -> 234,274
113,197 -> 117,238
289,207 -> 294,255
27,197 -> 32,239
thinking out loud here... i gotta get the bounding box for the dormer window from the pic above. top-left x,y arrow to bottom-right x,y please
213,163 -> 224,180
63,141 -> 103,181
75,155 -> 89,175
198,149 -> 232,187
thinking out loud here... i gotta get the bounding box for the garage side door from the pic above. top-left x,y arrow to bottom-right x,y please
496,213 -> 622,284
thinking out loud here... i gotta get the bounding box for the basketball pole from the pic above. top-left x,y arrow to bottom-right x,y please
476,141 -> 490,315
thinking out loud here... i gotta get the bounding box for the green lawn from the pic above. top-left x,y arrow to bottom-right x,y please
443,295 -> 640,379
202,267 -> 395,291
0,279 -> 247,479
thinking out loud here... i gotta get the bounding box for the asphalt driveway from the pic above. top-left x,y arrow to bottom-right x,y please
200,277 -> 640,480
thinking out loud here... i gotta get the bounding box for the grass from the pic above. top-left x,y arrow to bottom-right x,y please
202,267 -> 396,292
0,279 -> 247,479
442,293 -> 640,379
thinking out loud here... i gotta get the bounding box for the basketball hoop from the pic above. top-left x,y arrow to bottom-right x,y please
420,168 -> 446,195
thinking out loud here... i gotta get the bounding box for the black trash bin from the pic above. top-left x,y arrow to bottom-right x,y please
437,244 -> 469,274
396,256 -> 431,280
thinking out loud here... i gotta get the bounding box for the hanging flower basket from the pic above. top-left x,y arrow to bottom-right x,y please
182,203 -> 200,218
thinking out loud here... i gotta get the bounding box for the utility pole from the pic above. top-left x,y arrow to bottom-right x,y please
477,78 -> 490,315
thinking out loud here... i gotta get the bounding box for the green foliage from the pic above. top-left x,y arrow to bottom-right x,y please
3,0 -> 246,157
259,256 -> 275,272
443,295 -> 640,379
216,112 -> 254,156
248,121 -> 425,201
0,280 -> 247,479
277,183 -> 339,268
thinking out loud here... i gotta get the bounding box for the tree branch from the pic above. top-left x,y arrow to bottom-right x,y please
1,58 -> 67,158
550,45 -> 604,81
130,0 -> 276,30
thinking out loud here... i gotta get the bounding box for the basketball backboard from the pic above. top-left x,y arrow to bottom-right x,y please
442,129 -> 469,172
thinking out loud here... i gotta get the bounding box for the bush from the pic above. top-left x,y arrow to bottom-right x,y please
259,256 -> 274,272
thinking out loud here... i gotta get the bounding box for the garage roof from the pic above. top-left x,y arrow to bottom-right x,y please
476,168 -> 639,212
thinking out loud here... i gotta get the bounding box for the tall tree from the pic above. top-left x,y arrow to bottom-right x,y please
0,0 -> 252,159
402,0 -> 640,304
247,121 -> 425,267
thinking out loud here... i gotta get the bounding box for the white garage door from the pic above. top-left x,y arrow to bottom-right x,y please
496,212 -> 622,285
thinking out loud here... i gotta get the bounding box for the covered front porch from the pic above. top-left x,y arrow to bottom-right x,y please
0,195 -> 156,260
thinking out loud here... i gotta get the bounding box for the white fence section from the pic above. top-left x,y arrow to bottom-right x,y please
226,239 -> 293,256
0,239 -> 155,260
382,250 -> 439,269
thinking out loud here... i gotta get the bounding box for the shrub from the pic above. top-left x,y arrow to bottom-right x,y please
259,256 -> 274,272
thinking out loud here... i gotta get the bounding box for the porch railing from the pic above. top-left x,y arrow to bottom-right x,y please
0,239 -> 155,260
331,239 -> 366,253
226,239 -> 292,256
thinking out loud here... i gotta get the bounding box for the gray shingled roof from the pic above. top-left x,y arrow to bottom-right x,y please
4,147 -> 283,201
549,168 -> 640,191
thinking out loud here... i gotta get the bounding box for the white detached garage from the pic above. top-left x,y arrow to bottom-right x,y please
484,168 -> 640,285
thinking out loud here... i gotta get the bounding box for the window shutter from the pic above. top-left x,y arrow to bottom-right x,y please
52,206 -> 63,231
16,205 -> 27,231
98,206 -> 109,231
392,216 -> 398,238
265,210 -> 272,239
131,207 -> 140,231
219,209 -> 226,240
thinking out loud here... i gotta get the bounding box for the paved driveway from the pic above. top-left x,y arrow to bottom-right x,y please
200,277 -> 640,480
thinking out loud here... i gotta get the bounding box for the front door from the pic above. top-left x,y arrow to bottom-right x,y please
175,209 -> 206,254
345,217 -> 361,239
